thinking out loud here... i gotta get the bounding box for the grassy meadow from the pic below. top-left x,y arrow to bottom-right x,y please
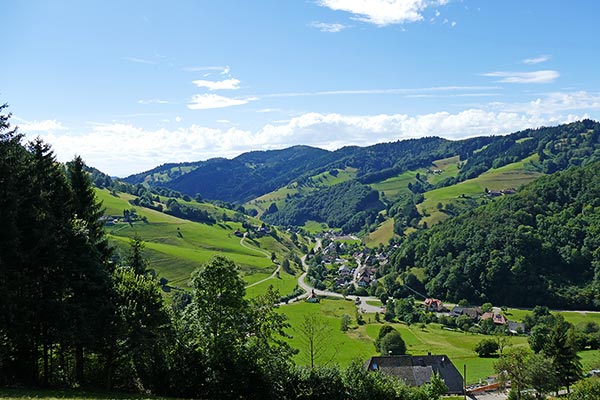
96,189 -> 299,293
279,299 -> 600,385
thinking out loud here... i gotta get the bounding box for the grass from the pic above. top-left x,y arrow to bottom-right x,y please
371,170 -> 420,201
279,298 -> 534,384
302,220 -> 331,234
281,298 -> 376,367
364,323 -> 529,384
96,189 -> 299,296
245,269 -> 300,299
365,218 -> 395,248
418,155 -> 542,227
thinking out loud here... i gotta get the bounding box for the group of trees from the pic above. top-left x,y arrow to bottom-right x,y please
263,180 -> 384,233
387,159 -> 600,309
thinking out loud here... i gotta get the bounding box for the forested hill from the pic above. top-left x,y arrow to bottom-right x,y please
386,161 -> 600,310
124,120 -> 600,206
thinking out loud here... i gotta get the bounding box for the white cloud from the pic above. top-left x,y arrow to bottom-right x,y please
175,116 -> 182,123
451,21 -> 456,27
18,119 -> 66,132
192,78 -> 241,90
482,70 -> 559,84
310,21 -> 348,32
523,55 -> 551,65
187,94 -> 256,110
34,91 -> 598,176
318,0 -> 449,26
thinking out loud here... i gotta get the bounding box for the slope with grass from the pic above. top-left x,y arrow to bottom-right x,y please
96,189 -> 299,292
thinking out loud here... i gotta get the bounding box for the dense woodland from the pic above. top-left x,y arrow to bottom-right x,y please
386,161 -> 600,309
0,105 -> 450,399
262,180 -> 384,233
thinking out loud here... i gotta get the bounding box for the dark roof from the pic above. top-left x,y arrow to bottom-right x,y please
365,355 -> 464,394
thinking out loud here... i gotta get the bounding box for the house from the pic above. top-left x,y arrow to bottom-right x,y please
365,354 -> 464,395
450,306 -> 481,320
338,265 -> 351,276
480,312 -> 506,325
424,298 -> 444,312
507,320 -> 526,334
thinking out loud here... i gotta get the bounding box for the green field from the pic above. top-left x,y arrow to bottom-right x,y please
96,189 -> 299,294
365,217 -> 395,247
281,298 -> 376,367
279,300 -> 600,385
279,298 -> 531,384
371,170 -> 420,201
418,155 -> 542,226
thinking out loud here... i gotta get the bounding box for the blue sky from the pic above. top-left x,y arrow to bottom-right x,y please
2,0 -> 600,176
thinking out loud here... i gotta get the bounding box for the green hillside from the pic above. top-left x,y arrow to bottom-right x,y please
96,189 -> 300,293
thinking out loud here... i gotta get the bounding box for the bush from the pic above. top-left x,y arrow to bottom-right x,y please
474,338 -> 499,357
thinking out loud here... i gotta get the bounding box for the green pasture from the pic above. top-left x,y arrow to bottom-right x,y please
310,167 -> 357,186
371,170 -> 420,201
302,220 -> 331,234
279,298 -> 533,384
418,155 -> 542,226
364,323 -> 529,384
281,298 -> 376,367
428,156 -> 460,186
365,218 -> 395,248
96,189 -> 298,294
245,269 -> 300,299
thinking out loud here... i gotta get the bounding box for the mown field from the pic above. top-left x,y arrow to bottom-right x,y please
279,298 -> 600,385
96,189 -> 299,294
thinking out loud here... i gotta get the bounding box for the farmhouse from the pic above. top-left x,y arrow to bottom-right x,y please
450,306 -> 481,320
365,354 -> 464,395
424,298 -> 444,312
480,312 -> 506,325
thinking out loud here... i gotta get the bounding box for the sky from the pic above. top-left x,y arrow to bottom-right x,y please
2,0 -> 600,177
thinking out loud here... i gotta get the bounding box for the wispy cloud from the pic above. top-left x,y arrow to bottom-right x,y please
310,21 -> 348,33
260,85 -> 501,98
490,91 -> 600,115
192,78 -> 241,91
187,94 -> 257,110
183,65 -> 230,74
123,57 -> 157,65
18,119 -> 66,132
318,0 -> 450,26
138,99 -> 172,105
482,70 -> 559,84
523,55 -> 551,65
